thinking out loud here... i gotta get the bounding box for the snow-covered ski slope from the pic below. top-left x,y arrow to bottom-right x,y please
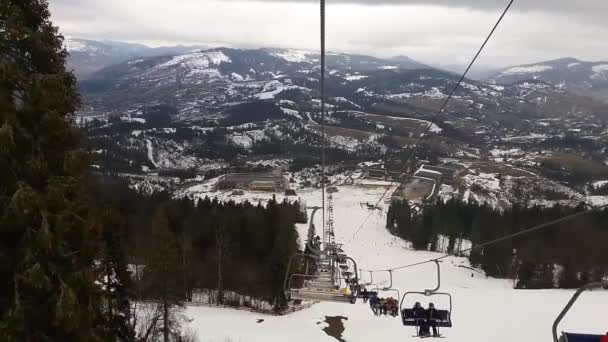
185,180 -> 607,342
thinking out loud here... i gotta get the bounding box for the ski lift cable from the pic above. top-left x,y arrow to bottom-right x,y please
351,0 -> 515,240
320,0 -> 327,243
362,202 -> 608,273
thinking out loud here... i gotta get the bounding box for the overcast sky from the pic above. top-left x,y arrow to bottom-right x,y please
48,0 -> 608,69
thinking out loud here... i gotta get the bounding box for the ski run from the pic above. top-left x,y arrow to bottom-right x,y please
182,180 -> 606,342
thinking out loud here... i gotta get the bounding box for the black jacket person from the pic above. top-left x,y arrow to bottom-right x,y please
427,303 -> 439,337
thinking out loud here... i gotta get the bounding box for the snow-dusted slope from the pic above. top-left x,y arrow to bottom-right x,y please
183,182 -> 607,342
65,37 -> 207,79
489,57 -> 608,101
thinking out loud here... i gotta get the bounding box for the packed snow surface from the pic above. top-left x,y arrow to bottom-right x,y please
592,64 -> 608,73
345,75 -> 369,81
271,50 -> 315,63
145,139 -> 156,167
502,133 -> 548,142
591,64 -> 608,80
592,180 -> 608,188
156,51 -> 230,71
64,39 -> 92,52
183,183 -> 607,342
502,65 -> 553,75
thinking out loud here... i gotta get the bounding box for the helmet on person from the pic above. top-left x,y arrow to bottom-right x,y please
429,302 -> 435,308
414,302 -> 421,308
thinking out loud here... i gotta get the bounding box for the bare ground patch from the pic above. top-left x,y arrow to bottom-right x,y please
321,316 -> 348,342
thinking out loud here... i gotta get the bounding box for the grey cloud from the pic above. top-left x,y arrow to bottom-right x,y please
224,0 -> 607,12
48,0 -> 608,68
51,0 -> 608,18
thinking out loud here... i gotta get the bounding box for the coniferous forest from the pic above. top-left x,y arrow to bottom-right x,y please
387,199 -> 608,289
95,176 -> 306,308
0,2 -> 305,340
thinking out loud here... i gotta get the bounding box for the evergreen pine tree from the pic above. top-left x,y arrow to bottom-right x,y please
0,1 -> 107,340
141,204 -> 183,342
100,207 -> 135,342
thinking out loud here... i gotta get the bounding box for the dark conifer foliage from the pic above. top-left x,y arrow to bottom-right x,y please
386,199 -> 608,288
0,0 -> 109,340
97,177 -> 305,311
99,206 -> 135,342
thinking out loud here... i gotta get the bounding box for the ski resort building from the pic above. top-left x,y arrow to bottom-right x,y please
366,168 -> 388,180
422,164 -> 459,182
414,163 -> 461,183
414,166 -> 443,181
214,173 -> 289,192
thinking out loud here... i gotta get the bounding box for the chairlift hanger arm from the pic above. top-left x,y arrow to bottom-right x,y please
552,281 -> 608,342
382,270 -> 393,290
305,207 -> 322,255
359,269 -> 374,286
425,260 -> 441,294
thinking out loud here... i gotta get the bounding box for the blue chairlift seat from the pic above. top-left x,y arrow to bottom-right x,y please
562,333 -> 603,342
401,309 -> 452,328
357,290 -> 378,299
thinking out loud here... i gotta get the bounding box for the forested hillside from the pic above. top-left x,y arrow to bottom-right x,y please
387,200 -> 608,288
96,176 -> 306,308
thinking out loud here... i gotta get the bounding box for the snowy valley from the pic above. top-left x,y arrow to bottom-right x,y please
73,44 -> 608,211
71,41 -> 608,341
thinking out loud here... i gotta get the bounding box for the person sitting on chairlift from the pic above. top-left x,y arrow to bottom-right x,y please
412,302 -> 430,336
361,287 -> 370,303
387,297 -> 398,316
370,295 -> 380,315
427,302 -> 439,337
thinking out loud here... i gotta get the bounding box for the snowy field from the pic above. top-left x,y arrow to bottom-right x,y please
184,181 -> 607,342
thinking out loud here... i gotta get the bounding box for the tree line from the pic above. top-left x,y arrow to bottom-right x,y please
387,199 -> 608,289
93,176 -> 306,340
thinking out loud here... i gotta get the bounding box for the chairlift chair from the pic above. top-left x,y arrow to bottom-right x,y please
372,285 -> 401,317
359,270 -> 374,286
400,260 -> 453,336
357,271 -> 379,300
370,269 -> 400,300
553,281 -> 608,342
284,252 -> 360,304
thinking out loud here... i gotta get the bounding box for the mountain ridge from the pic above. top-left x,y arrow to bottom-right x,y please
65,37 -> 208,79
489,57 -> 608,101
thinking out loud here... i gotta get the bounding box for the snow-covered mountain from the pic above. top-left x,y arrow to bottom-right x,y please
64,37 -> 207,79
79,47 -> 608,209
80,48 -> 608,133
489,58 -> 608,101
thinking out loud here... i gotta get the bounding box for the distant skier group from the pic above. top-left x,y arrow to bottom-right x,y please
369,295 -> 399,317
358,288 -> 399,317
